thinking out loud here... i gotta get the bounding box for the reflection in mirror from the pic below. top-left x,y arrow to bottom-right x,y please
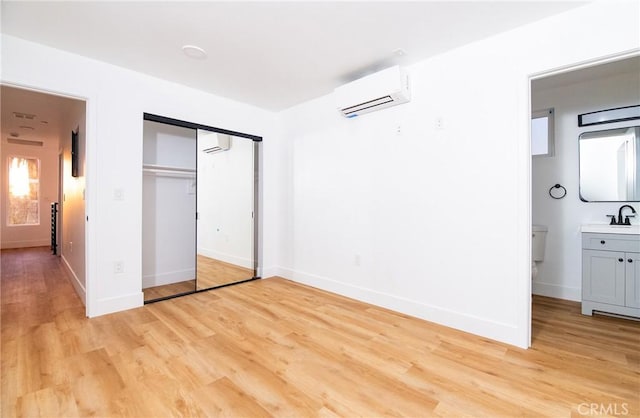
196,130 -> 256,290
579,126 -> 640,202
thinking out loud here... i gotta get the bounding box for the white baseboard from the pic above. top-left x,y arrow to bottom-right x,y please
532,281 -> 580,301
88,292 -> 144,318
143,268 -> 195,288
198,247 -> 252,269
1,239 -> 50,249
261,266 -> 280,279
273,266 -> 526,348
61,255 -> 86,306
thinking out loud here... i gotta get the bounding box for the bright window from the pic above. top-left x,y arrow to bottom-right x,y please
7,157 -> 40,226
532,108 -> 555,157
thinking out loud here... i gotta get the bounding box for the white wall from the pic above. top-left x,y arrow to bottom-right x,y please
532,71 -> 640,301
197,133 -> 255,269
275,2 -> 640,348
1,34 -> 277,317
60,99 -> 87,302
0,139 -> 59,248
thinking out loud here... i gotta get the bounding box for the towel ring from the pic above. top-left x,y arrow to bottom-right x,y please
549,184 -> 566,199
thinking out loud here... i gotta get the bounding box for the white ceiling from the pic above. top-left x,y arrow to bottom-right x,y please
1,1 -> 586,111
1,85 -> 82,146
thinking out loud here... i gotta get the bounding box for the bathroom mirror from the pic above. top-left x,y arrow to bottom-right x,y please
196,129 -> 257,290
579,126 -> 640,202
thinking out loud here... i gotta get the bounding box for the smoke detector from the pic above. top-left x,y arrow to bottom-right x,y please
182,45 -> 207,60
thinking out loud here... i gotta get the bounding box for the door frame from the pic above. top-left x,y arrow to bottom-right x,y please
527,50 -> 640,346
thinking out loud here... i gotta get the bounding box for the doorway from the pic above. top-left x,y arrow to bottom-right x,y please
0,84 -> 88,306
529,55 -> 640,340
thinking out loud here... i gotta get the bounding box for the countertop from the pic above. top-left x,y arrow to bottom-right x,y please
581,224 -> 640,235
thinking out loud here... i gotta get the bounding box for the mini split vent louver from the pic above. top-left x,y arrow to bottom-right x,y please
202,134 -> 231,154
334,65 -> 410,118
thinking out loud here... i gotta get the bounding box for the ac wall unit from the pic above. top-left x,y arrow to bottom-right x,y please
334,65 -> 410,118
203,134 -> 231,154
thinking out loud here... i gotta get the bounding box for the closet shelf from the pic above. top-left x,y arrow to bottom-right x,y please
143,164 -> 195,173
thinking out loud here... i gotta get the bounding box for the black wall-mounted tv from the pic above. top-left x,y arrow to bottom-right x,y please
71,130 -> 79,177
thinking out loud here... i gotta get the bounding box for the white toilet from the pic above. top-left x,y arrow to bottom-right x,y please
532,225 -> 548,279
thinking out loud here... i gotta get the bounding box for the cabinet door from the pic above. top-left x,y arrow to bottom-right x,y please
583,249 -> 625,305
625,252 -> 640,308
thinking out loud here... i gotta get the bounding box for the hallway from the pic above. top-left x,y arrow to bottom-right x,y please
1,247 -> 83,337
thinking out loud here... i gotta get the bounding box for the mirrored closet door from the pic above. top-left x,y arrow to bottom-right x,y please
142,114 -> 260,303
196,130 -> 257,290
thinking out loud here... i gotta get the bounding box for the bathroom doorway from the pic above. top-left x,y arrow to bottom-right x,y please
529,55 -> 640,337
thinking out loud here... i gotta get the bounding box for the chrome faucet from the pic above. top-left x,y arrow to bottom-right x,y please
610,205 -> 637,225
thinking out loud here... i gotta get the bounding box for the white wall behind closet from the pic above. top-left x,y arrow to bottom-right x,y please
142,121 -> 196,288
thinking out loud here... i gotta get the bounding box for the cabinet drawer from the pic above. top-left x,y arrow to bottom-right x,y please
582,233 -> 640,252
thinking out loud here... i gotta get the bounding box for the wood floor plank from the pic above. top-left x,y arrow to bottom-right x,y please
2,247 -> 639,417
190,376 -> 273,418
15,384 -> 79,418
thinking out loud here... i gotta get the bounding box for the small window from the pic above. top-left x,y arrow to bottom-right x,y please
7,156 -> 40,226
532,108 -> 555,157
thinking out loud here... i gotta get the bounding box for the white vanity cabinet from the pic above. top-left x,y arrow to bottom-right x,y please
582,232 -> 640,318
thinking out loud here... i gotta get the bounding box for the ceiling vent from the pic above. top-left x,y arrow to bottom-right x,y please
7,138 -> 43,147
13,112 -> 36,120
334,65 -> 410,118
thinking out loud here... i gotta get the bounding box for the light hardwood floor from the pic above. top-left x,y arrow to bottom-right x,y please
143,279 -> 196,301
2,247 -> 639,417
196,255 -> 254,290
143,255 -> 254,301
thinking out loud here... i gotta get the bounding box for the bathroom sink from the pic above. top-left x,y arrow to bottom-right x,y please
581,224 -> 640,235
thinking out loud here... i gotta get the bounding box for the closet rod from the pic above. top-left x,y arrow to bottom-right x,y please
143,168 -> 196,178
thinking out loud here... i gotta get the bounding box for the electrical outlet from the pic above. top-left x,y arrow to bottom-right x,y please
114,261 -> 124,274
354,254 -> 361,267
